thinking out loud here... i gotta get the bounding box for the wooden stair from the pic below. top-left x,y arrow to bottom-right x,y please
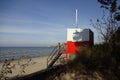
47,43 -> 66,68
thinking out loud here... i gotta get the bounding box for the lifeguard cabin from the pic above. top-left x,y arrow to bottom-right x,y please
65,9 -> 94,61
66,28 -> 94,61
47,9 -> 94,68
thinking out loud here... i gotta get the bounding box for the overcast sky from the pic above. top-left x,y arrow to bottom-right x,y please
0,0 -> 118,47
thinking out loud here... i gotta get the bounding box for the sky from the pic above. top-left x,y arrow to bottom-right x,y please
0,0 -> 117,47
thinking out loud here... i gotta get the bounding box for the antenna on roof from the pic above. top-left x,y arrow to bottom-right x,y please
76,9 -> 78,28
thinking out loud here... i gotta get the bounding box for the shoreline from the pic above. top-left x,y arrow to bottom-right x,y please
0,56 -> 48,78
0,55 -> 49,62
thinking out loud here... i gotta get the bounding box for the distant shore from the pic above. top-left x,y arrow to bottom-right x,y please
0,56 -> 48,78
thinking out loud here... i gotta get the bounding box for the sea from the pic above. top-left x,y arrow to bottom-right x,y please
0,47 -> 54,62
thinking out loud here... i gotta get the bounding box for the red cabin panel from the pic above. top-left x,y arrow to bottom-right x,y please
66,41 -> 90,54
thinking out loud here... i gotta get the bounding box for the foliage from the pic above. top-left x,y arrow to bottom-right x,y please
17,58 -> 33,76
0,59 -> 15,80
0,57 -> 34,80
97,0 -> 120,21
91,0 -> 120,45
67,45 -> 119,79
89,2 -> 120,79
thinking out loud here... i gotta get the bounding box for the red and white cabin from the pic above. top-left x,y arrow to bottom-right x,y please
66,28 -> 94,61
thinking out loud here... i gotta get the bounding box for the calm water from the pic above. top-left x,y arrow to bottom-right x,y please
0,47 -> 54,62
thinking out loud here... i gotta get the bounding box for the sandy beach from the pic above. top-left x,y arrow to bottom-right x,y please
0,56 -> 48,78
